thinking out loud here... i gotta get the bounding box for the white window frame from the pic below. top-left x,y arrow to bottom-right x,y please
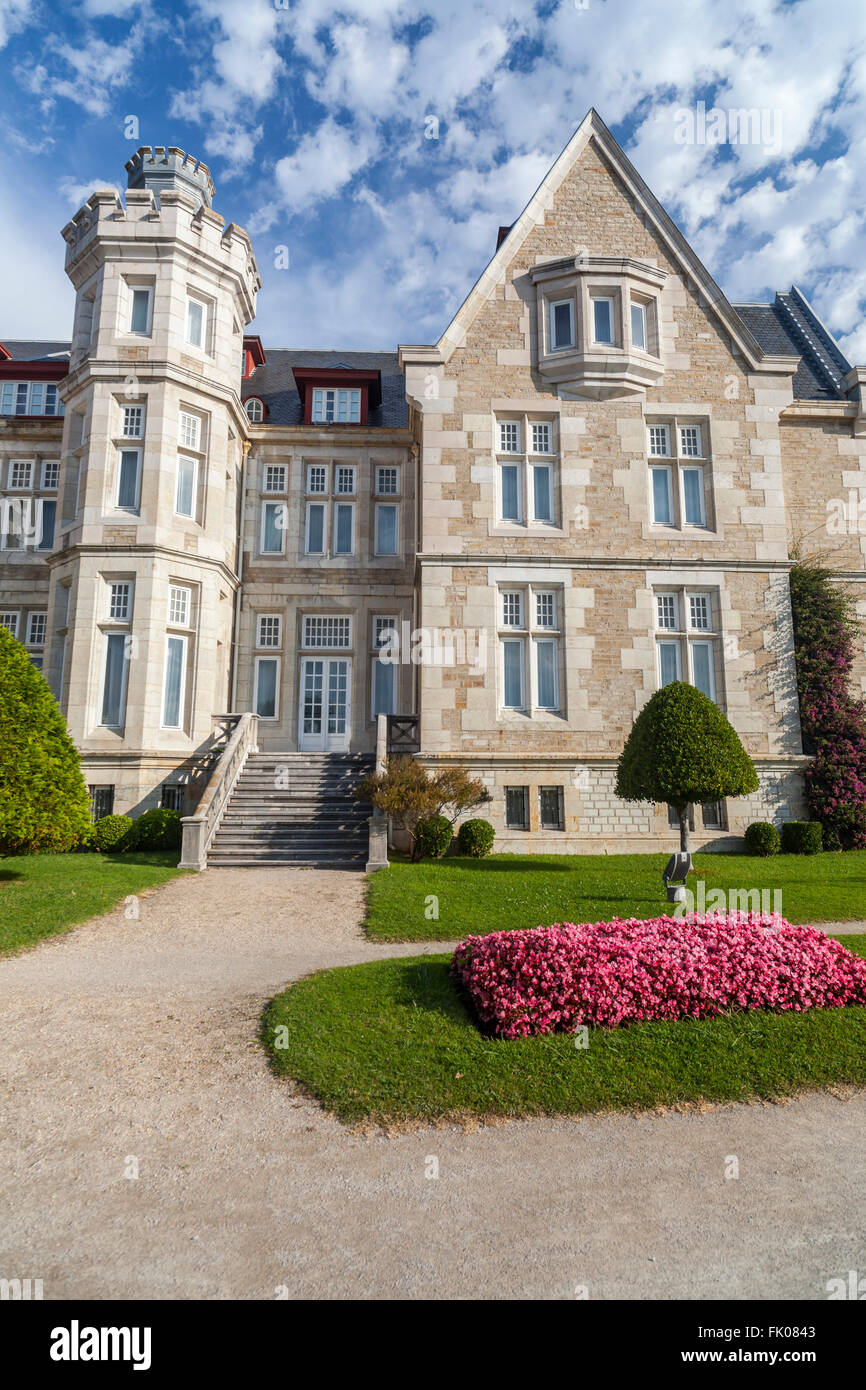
495,414 -> 558,528
115,447 -> 142,512
500,636 -> 526,711
374,502 -> 399,556
26,611 -> 47,647
1,611 -> 20,637
167,584 -> 191,628
306,464 -> 327,494
647,419 -> 710,531
370,652 -> 397,719
99,631 -> 130,729
375,466 -> 400,495
174,455 -> 198,519
630,298 -> 649,351
121,405 -> 145,439
161,634 -> 188,730
185,294 -> 208,351
304,501 -> 326,555
128,285 -> 153,337
41,460 -> 60,489
108,581 -> 133,622
311,388 -> 361,424
301,615 -> 352,650
654,587 -> 720,703
549,298 -> 575,351
244,398 -> 264,424
8,459 -> 33,490
256,614 -> 282,649
253,654 -> 281,721
263,464 -> 287,494
335,465 -> 356,495
261,501 -> 287,555
333,501 -> 355,556
591,295 -> 616,345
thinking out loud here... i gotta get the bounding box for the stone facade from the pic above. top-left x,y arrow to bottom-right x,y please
2,116 -> 865,850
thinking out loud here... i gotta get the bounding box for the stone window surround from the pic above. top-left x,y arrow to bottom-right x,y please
493,410 -> 560,531
529,254 -> 667,397
646,415 -> 714,532
497,579 -> 564,717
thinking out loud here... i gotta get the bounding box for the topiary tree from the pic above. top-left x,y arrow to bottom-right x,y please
616,681 -> 758,853
356,755 -> 491,862
0,625 -> 91,855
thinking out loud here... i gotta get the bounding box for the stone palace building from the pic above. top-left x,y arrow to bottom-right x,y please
3,110 -> 865,860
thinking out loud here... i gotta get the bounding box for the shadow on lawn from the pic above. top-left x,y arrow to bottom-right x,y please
0,867 -> 25,884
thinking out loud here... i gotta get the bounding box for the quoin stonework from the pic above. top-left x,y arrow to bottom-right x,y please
3,114 -> 865,856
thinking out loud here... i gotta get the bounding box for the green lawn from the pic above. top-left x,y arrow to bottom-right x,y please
263,935 -> 866,1126
364,851 -> 866,941
0,851 -> 185,956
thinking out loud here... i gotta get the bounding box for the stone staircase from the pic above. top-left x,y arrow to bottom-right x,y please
207,752 -> 374,868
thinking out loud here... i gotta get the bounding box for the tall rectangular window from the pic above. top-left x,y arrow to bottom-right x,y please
27,612 -> 47,646
500,463 -> 520,521
178,412 -> 201,451
532,465 -> 552,523
502,638 -> 525,709
116,449 -> 141,510
168,585 -> 190,627
496,414 -> 557,527
129,287 -> 152,335
658,641 -> 681,686
592,297 -> 614,344
550,300 -> 574,350
262,502 -> 286,554
535,639 -> 558,708
307,465 -> 327,493
175,456 -> 197,518
162,635 -> 186,728
374,503 -> 398,555
254,657 -> 279,719
654,587 -> 720,703
682,467 -> 705,525
334,502 -> 354,555
650,466 -> 674,525
539,786 -> 564,830
505,786 -> 529,829
41,460 -> 60,489
305,502 -> 325,554
109,582 -> 131,621
372,657 -> 396,717
101,632 -> 128,727
38,499 -> 56,550
631,300 -> 648,350
186,296 -> 205,349
647,419 -> 710,531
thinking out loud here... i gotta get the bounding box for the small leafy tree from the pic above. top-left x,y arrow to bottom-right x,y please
356,756 -> 491,861
0,626 -> 91,855
615,681 -> 758,853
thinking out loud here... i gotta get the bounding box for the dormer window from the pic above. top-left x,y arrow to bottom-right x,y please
292,366 -> 381,427
244,397 -> 264,424
311,388 -> 361,424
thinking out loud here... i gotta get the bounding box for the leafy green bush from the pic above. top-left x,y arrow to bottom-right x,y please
414,814 -> 453,860
616,681 -> 758,852
457,818 -> 495,857
744,821 -> 780,857
132,807 -> 182,850
356,756 -> 490,861
0,625 -> 91,855
92,814 -> 135,853
780,821 -> 823,855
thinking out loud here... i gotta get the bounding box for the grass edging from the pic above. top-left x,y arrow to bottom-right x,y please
262,935 -> 866,1127
0,851 -> 186,957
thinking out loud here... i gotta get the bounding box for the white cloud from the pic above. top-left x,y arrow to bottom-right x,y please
0,0 -> 33,49
16,36 -> 136,117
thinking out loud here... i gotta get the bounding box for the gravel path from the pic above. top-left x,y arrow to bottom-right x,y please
1,868 -> 863,1300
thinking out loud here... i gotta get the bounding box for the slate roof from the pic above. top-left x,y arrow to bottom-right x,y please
1,340 -> 72,361
733,287 -> 852,401
243,349 -> 409,428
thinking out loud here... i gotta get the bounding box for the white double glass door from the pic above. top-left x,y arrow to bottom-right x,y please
298,657 -> 351,752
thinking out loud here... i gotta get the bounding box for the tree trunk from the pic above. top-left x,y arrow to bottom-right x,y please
678,807 -> 690,855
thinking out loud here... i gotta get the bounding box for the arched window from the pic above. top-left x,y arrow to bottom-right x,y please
244,397 -> 264,424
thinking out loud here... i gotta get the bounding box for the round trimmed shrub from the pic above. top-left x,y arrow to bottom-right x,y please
0,625 -> 91,854
414,814 -> 453,860
132,807 -> 182,850
744,821 -> 780,857
781,820 -> 823,855
457,818 -> 495,858
92,814 -> 135,853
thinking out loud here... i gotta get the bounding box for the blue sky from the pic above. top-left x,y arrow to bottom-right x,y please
2,0 -> 866,359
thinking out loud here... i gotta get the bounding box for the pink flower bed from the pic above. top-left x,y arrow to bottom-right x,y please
450,913 -> 866,1039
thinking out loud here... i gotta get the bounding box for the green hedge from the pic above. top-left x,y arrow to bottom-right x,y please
457,818 -> 495,857
781,821 -> 823,855
415,815 -> 453,859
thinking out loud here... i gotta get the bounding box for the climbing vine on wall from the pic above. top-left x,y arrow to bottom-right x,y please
789,557 -> 866,849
